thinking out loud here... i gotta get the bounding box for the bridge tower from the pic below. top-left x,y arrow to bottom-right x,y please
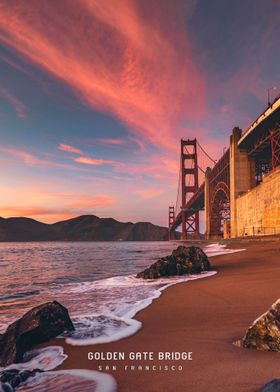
181,139 -> 199,240
168,206 -> 175,240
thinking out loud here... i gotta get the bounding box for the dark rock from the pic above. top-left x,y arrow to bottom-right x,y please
242,299 -> 280,351
136,246 -> 211,279
260,379 -> 280,392
0,369 -> 43,391
10,376 -> 21,389
18,371 -> 31,383
0,301 -> 74,367
0,370 -> 19,383
0,382 -> 14,392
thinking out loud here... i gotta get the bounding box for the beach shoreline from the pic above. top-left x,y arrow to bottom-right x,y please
42,239 -> 280,392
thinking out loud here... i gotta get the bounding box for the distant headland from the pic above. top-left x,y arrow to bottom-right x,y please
0,215 -> 175,242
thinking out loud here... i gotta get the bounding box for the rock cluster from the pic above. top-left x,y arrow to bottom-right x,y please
242,299 -> 280,351
260,379 -> 280,392
136,246 -> 211,279
0,369 -> 43,392
0,301 -> 74,367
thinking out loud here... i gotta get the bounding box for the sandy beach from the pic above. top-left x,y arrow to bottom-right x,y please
46,239 -> 280,392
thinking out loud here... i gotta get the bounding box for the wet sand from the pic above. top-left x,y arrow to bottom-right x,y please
48,239 -> 280,392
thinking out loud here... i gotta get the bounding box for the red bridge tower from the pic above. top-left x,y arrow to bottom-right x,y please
180,139 -> 199,240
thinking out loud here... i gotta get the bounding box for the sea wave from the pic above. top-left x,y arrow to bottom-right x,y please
1,242 -> 244,391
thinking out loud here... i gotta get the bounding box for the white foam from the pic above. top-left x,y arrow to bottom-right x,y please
62,243 -> 244,346
1,346 -> 116,392
18,369 -> 117,392
204,243 -> 245,256
65,271 -> 217,346
0,346 -> 66,372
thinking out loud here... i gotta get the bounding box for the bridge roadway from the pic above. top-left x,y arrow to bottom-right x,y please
170,182 -> 205,230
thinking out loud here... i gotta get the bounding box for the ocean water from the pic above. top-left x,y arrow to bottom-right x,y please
0,241 -> 244,391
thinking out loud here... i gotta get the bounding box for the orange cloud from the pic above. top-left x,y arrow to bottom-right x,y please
0,194 -> 116,223
0,0 -> 206,150
0,206 -> 58,216
58,143 -> 83,154
135,189 -> 164,199
0,86 -> 27,118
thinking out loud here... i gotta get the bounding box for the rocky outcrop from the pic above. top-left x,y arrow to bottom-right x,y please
136,246 -> 211,279
0,301 -> 74,367
0,369 -> 43,391
242,299 -> 280,351
260,379 -> 280,392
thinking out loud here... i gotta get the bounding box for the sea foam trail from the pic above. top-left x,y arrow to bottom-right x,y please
64,271 -> 217,346
1,346 -> 117,392
60,243 -> 244,346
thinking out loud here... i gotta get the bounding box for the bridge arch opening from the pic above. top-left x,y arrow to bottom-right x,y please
210,183 -> 230,238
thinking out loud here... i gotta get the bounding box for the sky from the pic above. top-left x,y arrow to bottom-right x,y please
0,0 -> 279,226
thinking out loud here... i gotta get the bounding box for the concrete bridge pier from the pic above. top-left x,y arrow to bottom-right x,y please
204,127 -> 255,240
229,127 -> 255,238
204,167 -> 212,240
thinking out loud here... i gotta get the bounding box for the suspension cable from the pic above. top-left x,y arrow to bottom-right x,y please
174,139 -> 214,216
197,140 -> 217,164
175,153 -> 182,216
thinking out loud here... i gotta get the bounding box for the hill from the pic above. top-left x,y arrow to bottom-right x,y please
0,215 -> 170,241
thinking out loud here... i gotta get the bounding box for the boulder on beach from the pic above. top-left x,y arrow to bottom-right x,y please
136,246 -> 211,279
242,299 -> 280,351
0,301 -> 74,367
260,379 -> 280,392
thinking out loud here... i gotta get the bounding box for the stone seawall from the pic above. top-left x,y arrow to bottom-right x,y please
235,166 -> 280,237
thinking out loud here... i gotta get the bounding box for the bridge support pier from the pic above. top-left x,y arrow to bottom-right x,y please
204,167 -> 212,240
229,127 -> 255,238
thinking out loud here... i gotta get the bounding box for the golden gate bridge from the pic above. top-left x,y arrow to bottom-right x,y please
169,97 -> 280,240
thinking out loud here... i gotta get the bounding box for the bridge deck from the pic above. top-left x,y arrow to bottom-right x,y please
238,97 -> 280,151
170,182 -> 204,231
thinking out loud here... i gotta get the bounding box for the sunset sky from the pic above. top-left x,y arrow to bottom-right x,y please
0,0 -> 279,226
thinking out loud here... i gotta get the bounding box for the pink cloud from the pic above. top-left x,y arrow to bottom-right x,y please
66,195 -> 115,208
0,146 -> 96,173
74,156 -> 115,166
114,154 -> 178,180
58,143 -> 83,154
96,138 -> 124,146
0,54 -> 31,77
0,147 -> 45,166
0,86 -> 27,118
128,136 -> 146,151
0,0 -> 206,151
